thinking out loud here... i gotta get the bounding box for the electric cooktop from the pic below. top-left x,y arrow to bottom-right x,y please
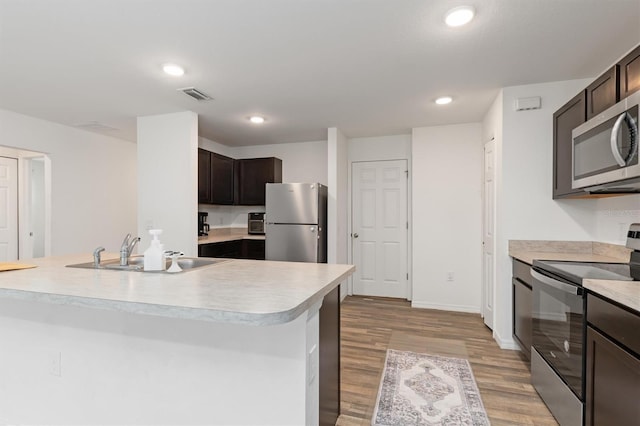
532,260 -> 639,284
533,223 -> 640,285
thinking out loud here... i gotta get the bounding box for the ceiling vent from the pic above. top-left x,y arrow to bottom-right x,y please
74,121 -> 118,132
179,87 -> 213,101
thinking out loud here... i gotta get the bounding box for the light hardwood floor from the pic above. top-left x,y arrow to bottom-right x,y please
337,296 -> 559,426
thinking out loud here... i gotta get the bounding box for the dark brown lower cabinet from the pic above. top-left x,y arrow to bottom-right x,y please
512,259 -> 533,361
512,278 -> 532,360
585,326 -> 640,426
198,239 -> 265,260
241,239 -> 265,260
585,293 -> 640,426
198,240 -> 242,258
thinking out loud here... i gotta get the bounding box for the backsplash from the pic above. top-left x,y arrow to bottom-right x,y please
594,195 -> 640,243
198,205 -> 265,229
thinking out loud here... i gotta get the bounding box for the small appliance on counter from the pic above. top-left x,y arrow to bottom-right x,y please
198,212 -> 210,236
248,212 -> 265,235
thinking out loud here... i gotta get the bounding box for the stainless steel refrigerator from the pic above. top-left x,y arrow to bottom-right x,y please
265,182 -> 327,263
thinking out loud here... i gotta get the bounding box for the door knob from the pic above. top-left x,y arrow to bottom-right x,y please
353,233 -> 359,238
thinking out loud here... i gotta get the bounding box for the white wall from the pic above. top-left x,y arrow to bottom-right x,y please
137,112 -> 198,257
348,135 -> 412,162
486,78 -> 640,348
199,136 -> 234,158
0,109 -> 137,256
231,140 -> 328,184
411,123 -> 483,313
328,128 -> 349,299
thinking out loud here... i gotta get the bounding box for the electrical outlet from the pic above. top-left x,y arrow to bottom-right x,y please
447,272 -> 454,282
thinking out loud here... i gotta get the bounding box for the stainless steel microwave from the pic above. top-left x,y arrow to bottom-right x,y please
572,90 -> 640,192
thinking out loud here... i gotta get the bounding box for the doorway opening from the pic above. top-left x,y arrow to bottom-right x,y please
0,145 -> 51,260
482,138 -> 496,330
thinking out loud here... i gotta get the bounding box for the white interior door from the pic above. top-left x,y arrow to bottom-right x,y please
0,156 -> 19,261
482,139 -> 496,330
352,160 -> 408,298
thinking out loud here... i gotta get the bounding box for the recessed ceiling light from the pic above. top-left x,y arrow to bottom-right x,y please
249,116 -> 266,124
445,6 -> 475,27
435,96 -> 453,105
162,63 -> 185,76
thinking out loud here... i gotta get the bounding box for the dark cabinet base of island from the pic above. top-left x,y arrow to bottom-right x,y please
319,286 -> 340,426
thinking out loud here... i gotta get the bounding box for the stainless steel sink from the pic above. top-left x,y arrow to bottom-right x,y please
66,256 -> 223,272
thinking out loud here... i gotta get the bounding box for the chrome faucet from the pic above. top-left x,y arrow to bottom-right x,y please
120,233 -> 141,266
93,246 -> 105,268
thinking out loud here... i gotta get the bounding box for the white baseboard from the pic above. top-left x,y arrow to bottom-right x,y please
410,301 -> 480,314
493,330 -> 521,351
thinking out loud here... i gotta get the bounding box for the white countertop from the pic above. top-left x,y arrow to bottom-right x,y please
0,254 -> 354,325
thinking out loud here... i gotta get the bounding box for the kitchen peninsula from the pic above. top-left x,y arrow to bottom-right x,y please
0,254 -> 354,425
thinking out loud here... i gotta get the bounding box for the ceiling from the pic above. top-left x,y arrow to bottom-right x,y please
1,0 -> 639,146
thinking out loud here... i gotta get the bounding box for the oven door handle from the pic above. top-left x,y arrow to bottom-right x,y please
531,270 -> 582,296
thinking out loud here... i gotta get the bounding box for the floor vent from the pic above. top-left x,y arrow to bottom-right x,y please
179,87 -> 213,101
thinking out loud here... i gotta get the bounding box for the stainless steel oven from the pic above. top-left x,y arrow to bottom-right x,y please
530,225 -> 640,426
531,266 -> 585,426
572,90 -> 640,192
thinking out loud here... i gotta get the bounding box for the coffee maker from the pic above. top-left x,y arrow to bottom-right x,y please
198,212 -> 210,236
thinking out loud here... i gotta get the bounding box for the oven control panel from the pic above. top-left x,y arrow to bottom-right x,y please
627,223 -> 640,251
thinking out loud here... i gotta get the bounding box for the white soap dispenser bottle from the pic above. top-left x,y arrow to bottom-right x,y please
144,229 -> 165,271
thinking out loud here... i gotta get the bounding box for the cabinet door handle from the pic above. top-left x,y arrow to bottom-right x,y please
353,233 -> 359,238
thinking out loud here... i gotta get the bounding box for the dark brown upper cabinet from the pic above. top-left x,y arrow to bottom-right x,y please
210,152 -> 235,205
235,157 -> 282,205
198,149 -> 235,205
198,148 -> 212,203
551,43 -> 640,200
553,91 -> 587,199
586,65 -> 619,120
619,44 -> 640,100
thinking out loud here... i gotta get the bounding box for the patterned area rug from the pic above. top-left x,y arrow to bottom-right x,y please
372,349 -> 490,426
